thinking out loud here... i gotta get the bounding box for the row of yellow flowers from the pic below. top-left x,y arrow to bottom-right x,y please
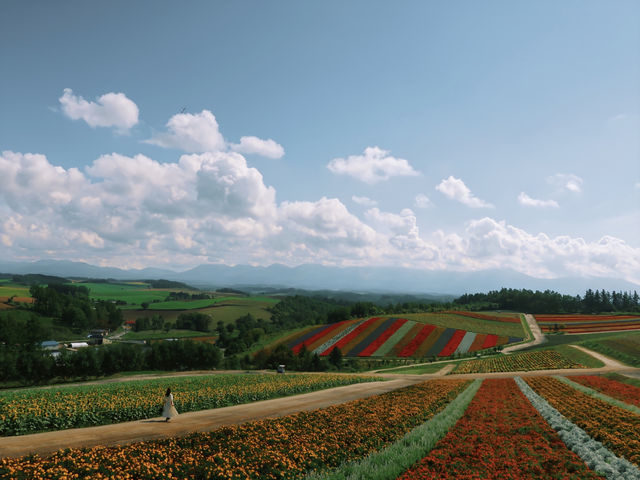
0,379 -> 469,479
0,373 -> 377,436
452,350 -> 584,374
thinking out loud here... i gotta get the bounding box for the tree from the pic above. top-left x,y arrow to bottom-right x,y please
329,346 -> 343,368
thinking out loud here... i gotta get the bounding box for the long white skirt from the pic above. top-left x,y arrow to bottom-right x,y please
162,398 -> 179,418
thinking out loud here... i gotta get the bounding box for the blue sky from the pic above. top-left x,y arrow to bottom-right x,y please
1,1 -> 639,284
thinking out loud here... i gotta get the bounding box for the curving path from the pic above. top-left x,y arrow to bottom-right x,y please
501,314 -> 546,353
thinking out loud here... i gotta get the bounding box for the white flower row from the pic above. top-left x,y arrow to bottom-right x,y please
515,377 -> 640,480
312,319 -> 366,355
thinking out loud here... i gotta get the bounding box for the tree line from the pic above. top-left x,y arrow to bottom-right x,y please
29,284 -> 123,331
454,288 -> 640,314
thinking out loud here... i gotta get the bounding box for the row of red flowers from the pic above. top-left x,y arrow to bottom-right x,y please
569,375 -> 640,407
397,378 -> 604,479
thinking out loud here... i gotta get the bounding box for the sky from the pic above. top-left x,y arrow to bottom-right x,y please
1,0 -> 639,284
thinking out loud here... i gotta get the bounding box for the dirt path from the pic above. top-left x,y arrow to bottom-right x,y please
0,378 -> 423,459
501,314 -> 546,353
570,344 -> 628,368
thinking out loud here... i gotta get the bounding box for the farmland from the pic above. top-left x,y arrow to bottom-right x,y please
398,378 -> 605,479
535,314 -> 640,334
451,349 -> 587,374
0,373 -> 378,436
285,313 -> 525,360
2,374 -> 639,479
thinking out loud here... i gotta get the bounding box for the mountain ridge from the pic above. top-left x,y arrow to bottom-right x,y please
1,259 -> 637,296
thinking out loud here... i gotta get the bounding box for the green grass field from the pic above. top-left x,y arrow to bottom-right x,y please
0,284 -> 32,299
579,332 -> 640,367
402,312 -> 526,338
77,282 -> 170,305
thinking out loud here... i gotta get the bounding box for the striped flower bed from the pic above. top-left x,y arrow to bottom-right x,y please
535,315 -> 640,334
286,317 -> 523,359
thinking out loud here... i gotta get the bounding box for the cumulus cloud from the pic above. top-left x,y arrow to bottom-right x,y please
436,176 -> 493,208
414,193 -> 432,208
327,146 -> 419,184
365,208 -> 418,236
449,217 -> 640,282
1,150 -> 639,283
352,195 -> 377,207
59,88 -> 139,131
517,192 -> 559,208
280,197 -> 377,246
547,173 -> 583,193
230,136 -> 285,159
145,110 -> 226,152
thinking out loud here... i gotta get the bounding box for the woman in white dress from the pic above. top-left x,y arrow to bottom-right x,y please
162,387 -> 179,422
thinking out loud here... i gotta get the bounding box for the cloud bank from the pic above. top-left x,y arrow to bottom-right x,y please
1,150 -> 638,283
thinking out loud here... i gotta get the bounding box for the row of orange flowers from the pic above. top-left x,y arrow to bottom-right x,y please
398,378 -> 604,479
0,379 -> 469,479
525,376 -> 640,467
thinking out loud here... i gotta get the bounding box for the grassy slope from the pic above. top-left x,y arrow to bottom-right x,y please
579,331 -> 640,367
400,313 -> 525,337
0,284 -> 32,299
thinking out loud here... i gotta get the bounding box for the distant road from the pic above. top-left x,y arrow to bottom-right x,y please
502,314 -> 546,353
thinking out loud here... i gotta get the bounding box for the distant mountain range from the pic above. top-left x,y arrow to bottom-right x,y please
0,259 -> 637,296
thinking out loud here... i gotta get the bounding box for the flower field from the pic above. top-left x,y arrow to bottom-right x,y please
288,316 -> 522,359
534,314 -> 640,333
0,379 -> 469,479
568,375 -> 640,407
0,373 -> 377,437
397,378 -> 605,479
526,376 -> 640,466
451,349 -> 586,374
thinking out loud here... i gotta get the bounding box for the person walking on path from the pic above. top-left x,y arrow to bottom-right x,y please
162,387 -> 179,422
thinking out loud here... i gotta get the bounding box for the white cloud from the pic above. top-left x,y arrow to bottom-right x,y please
547,173 -> 583,193
352,195 -> 378,207
230,136 -> 285,159
2,150 -> 639,284
414,193 -> 432,208
365,208 -> 418,236
327,146 -> 419,184
446,217 -> 640,282
435,176 -> 493,208
279,197 -> 377,246
59,88 -> 139,131
517,192 -> 559,208
145,110 -> 226,152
